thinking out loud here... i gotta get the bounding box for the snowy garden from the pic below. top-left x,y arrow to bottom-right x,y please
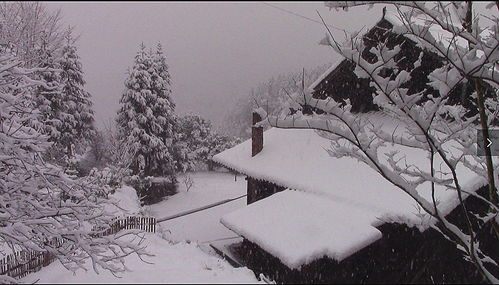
1,1 -> 498,284
19,172 -> 260,283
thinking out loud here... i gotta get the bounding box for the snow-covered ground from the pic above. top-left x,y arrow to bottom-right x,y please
146,171 -> 246,243
19,172 -> 262,283
21,232 -> 260,283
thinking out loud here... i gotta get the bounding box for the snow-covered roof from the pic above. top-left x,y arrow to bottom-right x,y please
308,55 -> 345,90
214,126 -> 485,222
383,11 -> 469,49
309,11 -> 473,93
221,189 -> 383,269
213,125 -> 490,268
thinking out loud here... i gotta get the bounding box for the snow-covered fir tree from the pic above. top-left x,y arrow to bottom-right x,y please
57,30 -> 95,160
151,43 -> 193,175
178,114 -> 213,171
177,114 -> 242,171
33,36 -> 64,147
117,43 -> 178,180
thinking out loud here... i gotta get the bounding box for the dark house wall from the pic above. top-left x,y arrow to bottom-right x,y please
234,185 -> 497,283
246,177 -> 285,205
311,17 -> 495,118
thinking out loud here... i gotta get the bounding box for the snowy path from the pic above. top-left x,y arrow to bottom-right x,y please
21,233 -> 260,283
146,171 -> 247,244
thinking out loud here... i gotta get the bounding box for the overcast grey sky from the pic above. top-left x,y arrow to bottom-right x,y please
43,2 -> 491,130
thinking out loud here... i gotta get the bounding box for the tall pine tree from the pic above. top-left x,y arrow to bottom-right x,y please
34,35 -> 64,147
117,43 -> 178,181
57,30 -> 95,159
152,43 -> 191,174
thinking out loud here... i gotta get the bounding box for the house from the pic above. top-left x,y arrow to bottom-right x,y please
213,123 -> 496,283
308,9 -> 495,117
212,11 -> 498,284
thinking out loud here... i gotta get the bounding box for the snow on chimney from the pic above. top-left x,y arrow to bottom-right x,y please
252,112 -> 263,157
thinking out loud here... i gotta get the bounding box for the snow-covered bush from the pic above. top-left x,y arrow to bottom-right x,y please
128,175 -> 177,205
88,166 -> 131,194
176,114 -> 212,171
74,129 -> 116,177
207,133 -> 242,171
64,155 -> 81,176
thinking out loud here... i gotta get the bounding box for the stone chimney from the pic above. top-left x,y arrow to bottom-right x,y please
252,111 -> 263,157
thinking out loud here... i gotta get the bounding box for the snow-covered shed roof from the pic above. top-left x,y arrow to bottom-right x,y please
221,189 -> 383,269
213,126 -> 489,268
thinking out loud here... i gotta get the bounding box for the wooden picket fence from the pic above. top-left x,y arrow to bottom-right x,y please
0,237 -> 63,279
93,216 -> 156,237
0,216 -> 156,279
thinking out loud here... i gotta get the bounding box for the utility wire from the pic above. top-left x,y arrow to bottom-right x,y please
261,2 -> 344,32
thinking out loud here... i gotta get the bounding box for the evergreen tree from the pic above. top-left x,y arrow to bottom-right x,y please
178,114 -> 213,171
151,43 -> 184,175
177,114 -> 242,171
117,43 -> 177,180
151,43 -> 172,95
206,132 -> 242,170
33,35 -> 64,149
58,30 -> 95,159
